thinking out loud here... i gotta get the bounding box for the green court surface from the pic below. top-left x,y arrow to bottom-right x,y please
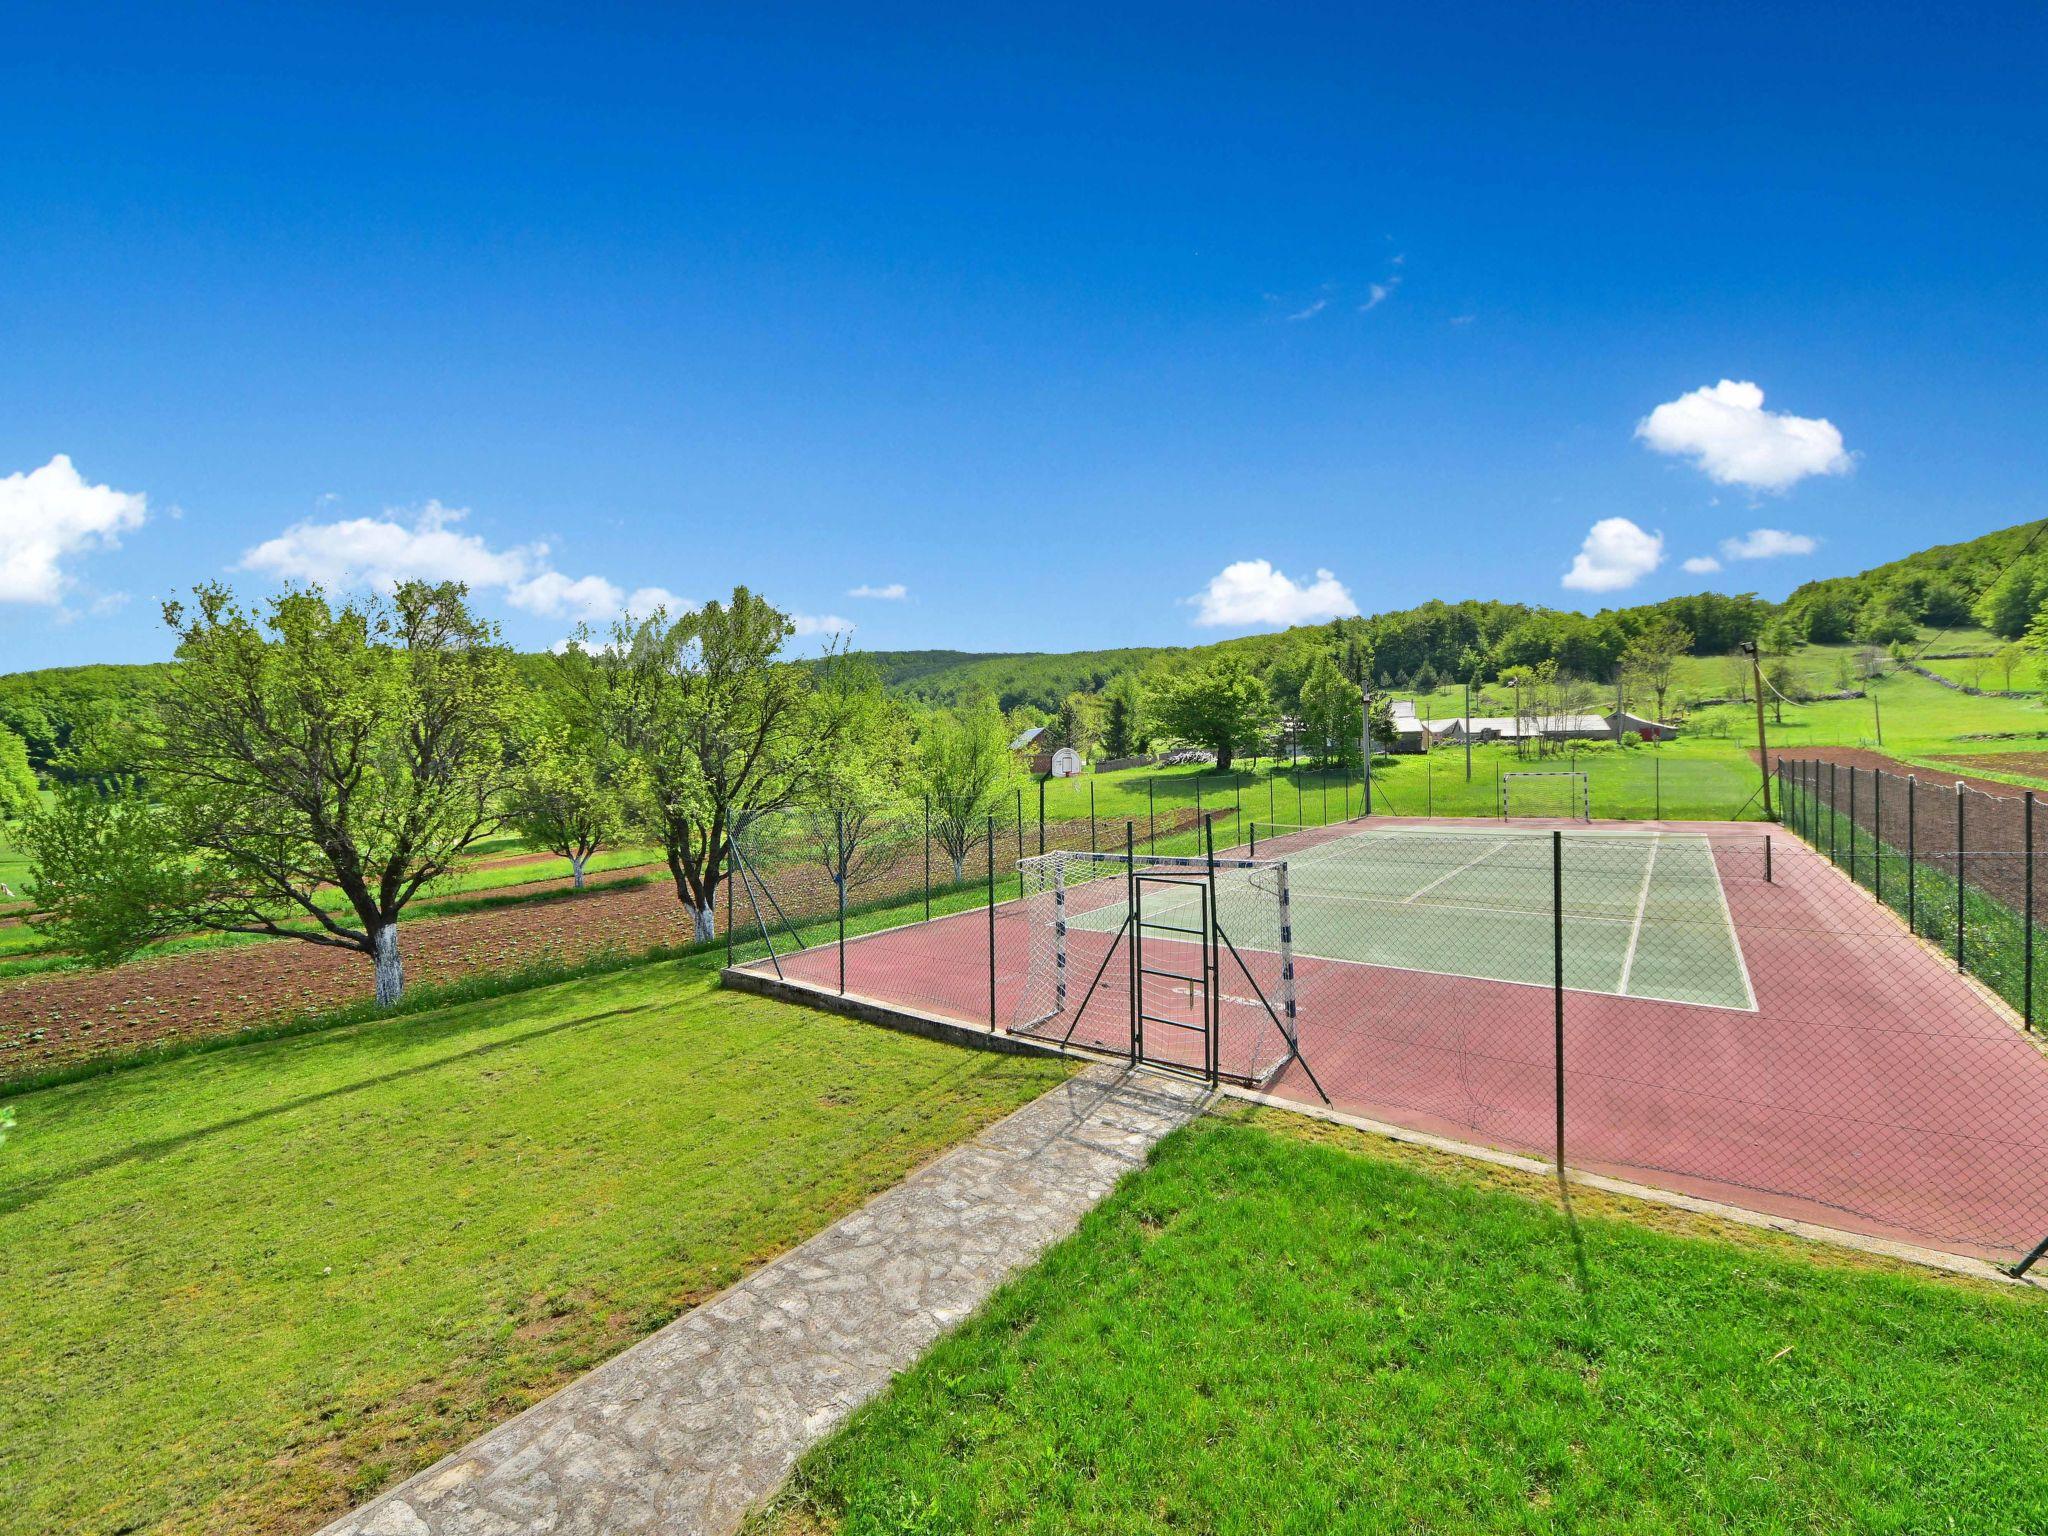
1070,826 -> 1756,1011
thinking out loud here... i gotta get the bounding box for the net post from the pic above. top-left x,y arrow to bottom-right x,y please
1053,849 -> 1069,1018
2027,790 -> 2036,1031
1956,781 -> 1966,973
1126,821 -> 1140,1060
1552,827 -> 1566,1178
1203,812 -> 1220,1085
836,811 -> 847,995
986,815 -> 998,1030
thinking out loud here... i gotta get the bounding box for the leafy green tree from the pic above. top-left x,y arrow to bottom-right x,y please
799,655 -> 916,900
1299,655 -> 1362,768
916,696 -> 1017,881
1148,657 -> 1276,772
1045,691 -> 1102,759
586,587 -> 828,942
1620,618 -> 1692,725
0,724 -> 37,825
1996,643 -> 2028,691
506,705 -> 633,890
1854,600 -> 1918,646
24,582 -> 515,1003
1100,672 -> 1148,758
1976,558 -> 2048,639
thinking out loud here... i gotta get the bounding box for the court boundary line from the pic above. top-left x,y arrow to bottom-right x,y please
1617,832 -> 1660,996
1400,838 -> 1513,904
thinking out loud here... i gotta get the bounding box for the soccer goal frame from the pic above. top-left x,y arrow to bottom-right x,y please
1010,839 -> 1325,1097
1499,771 -> 1592,821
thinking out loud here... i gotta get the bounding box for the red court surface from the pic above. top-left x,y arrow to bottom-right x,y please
736,818 -> 2048,1265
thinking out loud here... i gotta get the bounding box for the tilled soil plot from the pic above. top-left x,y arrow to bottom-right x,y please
0,806 -> 1229,1079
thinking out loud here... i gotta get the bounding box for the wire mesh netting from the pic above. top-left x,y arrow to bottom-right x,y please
721,767 -> 2048,1268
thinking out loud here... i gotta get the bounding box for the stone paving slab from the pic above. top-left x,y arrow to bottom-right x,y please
319,1064 -> 1207,1536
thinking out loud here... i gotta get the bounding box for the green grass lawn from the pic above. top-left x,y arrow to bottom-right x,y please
0,955 -> 1069,1536
763,1111 -> 2048,1536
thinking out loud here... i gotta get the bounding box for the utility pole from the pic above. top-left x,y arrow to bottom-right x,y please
1463,678 -> 1472,782
1742,640 -> 1775,819
1873,689 -> 1884,747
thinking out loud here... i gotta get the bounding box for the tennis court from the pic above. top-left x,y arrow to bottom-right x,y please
1068,824 -> 1755,1012
734,815 -> 2048,1265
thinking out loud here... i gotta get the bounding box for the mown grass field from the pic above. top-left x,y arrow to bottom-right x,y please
763,1111 -> 2048,1536
0,955 -> 1070,1536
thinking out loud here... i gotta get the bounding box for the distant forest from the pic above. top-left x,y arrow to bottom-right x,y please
3,518 -> 2041,778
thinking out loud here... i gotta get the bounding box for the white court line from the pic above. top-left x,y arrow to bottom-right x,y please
1400,839 -> 1513,904
1616,833 -> 1660,996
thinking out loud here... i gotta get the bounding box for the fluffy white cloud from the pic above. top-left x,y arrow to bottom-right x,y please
848,582 -> 908,600
1720,527 -> 1818,561
241,504 -> 690,630
1360,277 -> 1400,312
791,613 -> 855,637
242,501 -> 537,591
1635,380 -> 1853,492
0,454 -> 149,605
1562,518 -> 1664,593
1682,555 -> 1723,574
1189,560 -> 1359,628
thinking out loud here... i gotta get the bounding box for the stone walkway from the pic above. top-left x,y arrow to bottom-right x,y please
321,1064 -> 1207,1536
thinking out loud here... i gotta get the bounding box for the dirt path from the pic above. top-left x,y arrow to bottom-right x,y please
1760,745 -> 2044,801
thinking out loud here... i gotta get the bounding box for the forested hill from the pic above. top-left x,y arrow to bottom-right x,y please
3,517 -> 2042,769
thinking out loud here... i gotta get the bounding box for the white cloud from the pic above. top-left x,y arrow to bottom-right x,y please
242,501 -> 538,592
1360,277 -> 1400,312
1635,380 -> 1853,492
1561,518 -> 1664,593
0,454 -> 149,605
1682,555 -> 1723,574
1720,528 -> 1818,561
241,504 -> 692,630
1286,298 -> 1328,322
848,582 -> 908,600
791,613 -> 854,637
1188,560 -> 1359,628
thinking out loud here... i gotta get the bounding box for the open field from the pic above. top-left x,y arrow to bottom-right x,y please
0,956 -> 1069,1536
762,1112 -> 2048,1535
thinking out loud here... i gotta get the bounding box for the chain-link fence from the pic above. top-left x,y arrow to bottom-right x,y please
725,784 -> 2048,1271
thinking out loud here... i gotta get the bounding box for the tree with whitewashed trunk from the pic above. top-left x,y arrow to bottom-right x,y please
506,711 -> 633,890
25,583 -> 515,1005
917,696 -> 1016,883
585,588 -> 829,942
793,654 -> 916,904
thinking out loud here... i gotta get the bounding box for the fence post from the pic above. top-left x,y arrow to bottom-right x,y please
923,795 -> 932,921
725,847 -> 734,969
1956,782 -> 1967,973
1427,759 -> 1433,818
1829,762 -> 1839,865
1015,787 -> 1025,891
1655,755 -> 1661,821
1126,821 -> 1139,1060
1908,774 -> 1918,935
836,810 -> 847,996
1552,828 -> 1566,1177
1038,776 -> 1046,857
1089,779 -> 1097,853
987,815 -> 998,1029
1765,833 -> 1773,884
1149,777 -> 1156,851
1874,770 -> 1884,904
1848,765 -> 1858,885
1235,773 -> 1242,829
2028,791 -> 2037,1031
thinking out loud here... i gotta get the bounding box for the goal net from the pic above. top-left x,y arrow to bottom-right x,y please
1010,847 -> 1301,1086
1499,771 -> 1591,821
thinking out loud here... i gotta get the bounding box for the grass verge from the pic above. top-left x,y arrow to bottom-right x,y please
0,955 -> 1070,1536
761,1108 -> 2048,1535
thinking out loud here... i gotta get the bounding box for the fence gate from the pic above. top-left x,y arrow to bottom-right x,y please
1131,872 -> 1215,1079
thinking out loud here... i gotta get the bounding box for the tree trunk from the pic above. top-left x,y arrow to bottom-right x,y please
1217,745 -> 1234,772
570,852 -> 588,890
952,853 -> 966,882
694,903 -> 716,942
373,923 -> 404,1006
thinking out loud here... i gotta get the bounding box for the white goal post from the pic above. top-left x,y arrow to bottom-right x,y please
1499,771 -> 1592,821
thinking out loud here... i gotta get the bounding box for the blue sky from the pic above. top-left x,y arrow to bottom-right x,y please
3,1 -> 2043,669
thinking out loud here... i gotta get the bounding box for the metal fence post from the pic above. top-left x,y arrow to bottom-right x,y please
1149,777 -> 1156,850
1015,787 -> 1025,890
1907,774 -> 1918,935
2028,790 -> 2037,1030
1655,755 -> 1661,822
725,849 -> 734,968
1848,765 -> 1858,885
1765,833 -> 1773,884
1874,769 -> 1884,904
987,815 -> 998,1029
836,810 -> 847,996
1829,762 -> 1839,865
923,795 -> 932,921
1552,827 -> 1566,1177
1089,779 -> 1097,853
1126,821 -> 1139,1060
1956,782 -> 1967,972
1038,776 -> 1046,857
